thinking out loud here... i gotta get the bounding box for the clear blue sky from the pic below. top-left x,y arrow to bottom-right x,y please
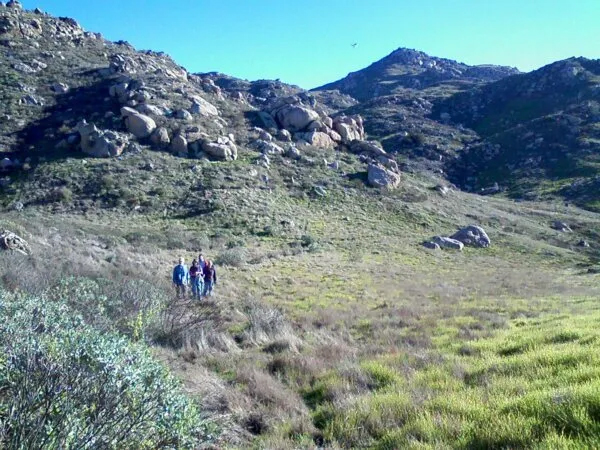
21,0 -> 600,89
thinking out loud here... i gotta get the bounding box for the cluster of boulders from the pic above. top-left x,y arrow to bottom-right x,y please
424,225 -> 491,251
258,95 -> 365,150
248,94 -> 402,188
71,72 -> 238,161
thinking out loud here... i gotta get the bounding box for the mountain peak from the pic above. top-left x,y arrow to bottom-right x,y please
313,47 -> 520,101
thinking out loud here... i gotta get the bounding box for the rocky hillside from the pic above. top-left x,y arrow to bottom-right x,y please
436,58 -> 600,209
0,1 -> 409,214
313,47 -> 520,102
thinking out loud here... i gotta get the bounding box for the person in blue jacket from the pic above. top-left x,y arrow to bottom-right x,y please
172,257 -> 189,298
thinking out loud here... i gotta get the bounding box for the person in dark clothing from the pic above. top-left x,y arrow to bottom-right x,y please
189,259 -> 203,300
202,259 -> 217,297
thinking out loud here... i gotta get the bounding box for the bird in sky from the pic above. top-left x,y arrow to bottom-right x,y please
351,43 -> 358,48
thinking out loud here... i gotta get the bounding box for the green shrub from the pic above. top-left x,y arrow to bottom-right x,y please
215,247 -> 247,267
0,289 -> 212,449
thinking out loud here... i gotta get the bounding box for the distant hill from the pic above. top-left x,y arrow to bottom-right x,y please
313,47 -> 520,102
437,58 -> 600,209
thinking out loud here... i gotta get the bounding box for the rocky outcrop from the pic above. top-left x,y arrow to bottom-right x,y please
432,236 -> 464,250
276,104 -> 320,132
76,121 -> 128,157
121,107 -> 156,138
201,136 -> 238,160
451,225 -> 491,248
170,134 -> 188,156
150,127 -> 170,148
367,164 -> 401,189
296,131 -> 336,149
190,96 -> 219,116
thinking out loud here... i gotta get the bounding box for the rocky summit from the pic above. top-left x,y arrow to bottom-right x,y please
2,2 -> 600,450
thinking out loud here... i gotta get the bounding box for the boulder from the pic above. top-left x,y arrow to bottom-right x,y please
124,112 -> 156,138
577,240 -> 590,248
432,236 -> 464,250
326,129 -> 342,142
333,116 -> 365,142
51,82 -> 69,94
76,121 -> 128,158
351,140 -> 387,157
6,1 -> 23,10
190,96 -> 219,116
451,225 -> 491,248
423,241 -> 441,250
136,103 -> 164,116
296,131 -> 336,149
306,120 -> 323,132
276,104 -> 320,132
150,127 -> 170,148
202,136 -> 238,160
552,221 -> 572,232
367,164 -> 401,189
170,134 -> 188,156
277,129 -> 292,142
253,140 -> 285,155
286,145 -> 301,160
257,111 -> 278,130
176,109 -> 193,122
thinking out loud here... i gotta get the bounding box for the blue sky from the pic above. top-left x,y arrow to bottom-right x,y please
21,0 -> 600,89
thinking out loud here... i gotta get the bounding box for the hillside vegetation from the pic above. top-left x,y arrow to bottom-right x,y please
2,2 -> 600,449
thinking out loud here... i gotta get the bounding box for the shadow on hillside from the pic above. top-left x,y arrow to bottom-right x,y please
13,75 -> 122,166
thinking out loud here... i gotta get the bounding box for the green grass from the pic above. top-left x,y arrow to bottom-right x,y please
311,299 -> 600,449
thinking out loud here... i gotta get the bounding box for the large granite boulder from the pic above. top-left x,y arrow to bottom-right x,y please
276,104 -> 320,132
367,164 -> 401,189
451,225 -> 491,248
76,121 -> 128,157
121,107 -> 156,138
296,131 -> 336,149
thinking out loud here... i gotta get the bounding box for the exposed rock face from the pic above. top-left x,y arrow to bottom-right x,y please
76,121 -> 128,157
333,116 -> 365,142
121,107 -> 156,138
296,131 -> 336,149
367,164 -> 401,189
350,140 -> 387,157
190,96 -> 219,116
277,129 -> 292,142
552,221 -> 572,232
432,236 -> 464,250
253,140 -> 285,155
276,104 -> 320,132
202,136 -> 238,160
150,127 -> 170,148
451,225 -> 491,248
170,134 -> 188,156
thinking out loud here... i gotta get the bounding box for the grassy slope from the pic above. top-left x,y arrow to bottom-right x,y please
3,146 -> 600,447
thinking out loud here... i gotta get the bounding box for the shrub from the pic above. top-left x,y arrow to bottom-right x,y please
215,247 -> 247,267
0,289 -> 212,449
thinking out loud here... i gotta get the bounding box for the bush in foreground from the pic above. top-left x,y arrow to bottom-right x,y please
0,289 -> 211,449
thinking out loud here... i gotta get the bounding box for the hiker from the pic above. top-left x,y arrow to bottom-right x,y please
198,251 -> 207,270
189,259 -> 203,300
203,259 -> 217,297
172,257 -> 189,299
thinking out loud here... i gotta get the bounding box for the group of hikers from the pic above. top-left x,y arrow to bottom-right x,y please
172,251 -> 217,300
